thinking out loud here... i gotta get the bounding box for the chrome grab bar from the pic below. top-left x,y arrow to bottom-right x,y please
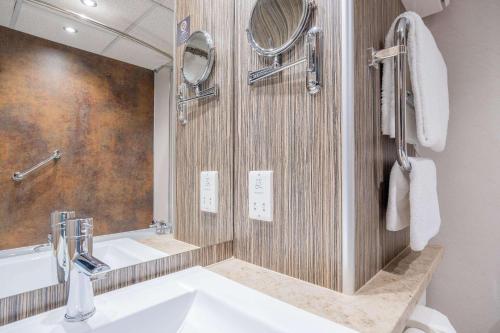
12,150 -> 62,182
369,17 -> 412,172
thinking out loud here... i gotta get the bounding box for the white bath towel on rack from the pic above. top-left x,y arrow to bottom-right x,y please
382,11 -> 449,152
386,157 -> 441,251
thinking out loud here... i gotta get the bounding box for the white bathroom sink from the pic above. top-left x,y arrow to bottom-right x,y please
0,238 -> 167,298
0,266 -> 358,333
93,238 -> 167,270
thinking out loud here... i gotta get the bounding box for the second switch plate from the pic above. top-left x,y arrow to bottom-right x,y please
249,171 -> 273,222
200,171 -> 218,213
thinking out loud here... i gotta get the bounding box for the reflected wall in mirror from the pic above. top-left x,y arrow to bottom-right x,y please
182,31 -> 215,85
248,0 -> 307,55
0,0 -> 221,301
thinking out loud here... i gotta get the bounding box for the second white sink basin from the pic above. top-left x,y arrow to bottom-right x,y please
0,238 -> 167,298
0,266 -> 359,333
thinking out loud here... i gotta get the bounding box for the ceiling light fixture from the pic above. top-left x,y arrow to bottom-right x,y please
80,0 -> 97,7
63,26 -> 78,33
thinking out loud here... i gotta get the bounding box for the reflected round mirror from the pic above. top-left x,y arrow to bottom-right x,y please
247,0 -> 311,57
182,31 -> 215,86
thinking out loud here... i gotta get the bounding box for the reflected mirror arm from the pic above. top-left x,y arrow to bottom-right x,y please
177,84 -> 219,125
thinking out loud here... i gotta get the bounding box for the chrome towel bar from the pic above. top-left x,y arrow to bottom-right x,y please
12,150 -> 61,182
369,17 -> 412,172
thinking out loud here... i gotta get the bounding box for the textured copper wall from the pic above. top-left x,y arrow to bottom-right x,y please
0,26 -> 154,250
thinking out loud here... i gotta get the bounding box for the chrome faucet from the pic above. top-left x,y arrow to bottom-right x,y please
150,219 -> 173,235
49,213 -> 110,322
50,211 -> 76,283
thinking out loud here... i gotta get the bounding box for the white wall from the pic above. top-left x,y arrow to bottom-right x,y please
422,1 -> 500,332
154,66 -> 174,223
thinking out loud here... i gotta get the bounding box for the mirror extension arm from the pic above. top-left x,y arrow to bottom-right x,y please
247,27 -> 322,95
177,84 -> 219,125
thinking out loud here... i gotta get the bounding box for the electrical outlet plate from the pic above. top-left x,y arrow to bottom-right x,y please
200,171 -> 218,213
248,171 -> 273,222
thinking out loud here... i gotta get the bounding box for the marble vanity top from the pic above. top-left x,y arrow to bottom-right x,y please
209,245 -> 443,333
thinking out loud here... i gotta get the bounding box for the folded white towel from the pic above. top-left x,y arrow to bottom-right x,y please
386,162 -> 411,232
386,158 -> 441,251
382,11 -> 449,152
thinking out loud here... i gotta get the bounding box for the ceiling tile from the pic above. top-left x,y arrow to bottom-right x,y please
129,5 -> 174,54
154,0 -> 174,11
15,2 -> 116,54
43,0 -> 155,31
102,37 -> 169,70
0,0 -> 15,27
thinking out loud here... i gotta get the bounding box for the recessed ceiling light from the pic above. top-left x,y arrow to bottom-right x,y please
81,0 -> 97,7
63,26 -> 78,34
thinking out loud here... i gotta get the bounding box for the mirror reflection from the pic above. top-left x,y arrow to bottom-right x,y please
182,31 -> 214,85
249,0 -> 306,53
0,0 -> 204,299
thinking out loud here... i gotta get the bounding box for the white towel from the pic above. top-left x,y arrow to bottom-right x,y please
386,162 -> 411,232
382,11 -> 449,152
386,157 -> 441,251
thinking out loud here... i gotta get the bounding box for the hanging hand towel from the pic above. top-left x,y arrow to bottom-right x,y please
386,162 -> 411,231
386,157 -> 441,251
382,11 -> 449,152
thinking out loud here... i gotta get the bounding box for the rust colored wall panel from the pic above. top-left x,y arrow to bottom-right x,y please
0,26 -> 154,250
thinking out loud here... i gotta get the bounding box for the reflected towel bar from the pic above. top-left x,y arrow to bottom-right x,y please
369,17 -> 412,172
12,150 -> 61,182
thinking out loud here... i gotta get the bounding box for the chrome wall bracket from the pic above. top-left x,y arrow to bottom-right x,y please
247,27 -> 323,95
368,45 -> 407,69
177,83 -> 219,125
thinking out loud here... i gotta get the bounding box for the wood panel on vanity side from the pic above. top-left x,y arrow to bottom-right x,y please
174,0 -> 234,247
233,0 -> 343,290
353,0 -> 411,289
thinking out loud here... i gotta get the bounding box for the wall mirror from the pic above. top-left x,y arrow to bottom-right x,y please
0,0 -> 226,302
177,30 -> 219,125
246,0 -> 323,95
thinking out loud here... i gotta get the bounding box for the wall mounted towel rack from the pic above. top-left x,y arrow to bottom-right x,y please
369,17 -> 412,172
12,150 -> 62,182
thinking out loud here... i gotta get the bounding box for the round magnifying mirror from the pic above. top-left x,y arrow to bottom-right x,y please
247,0 -> 311,57
182,31 -> 215,86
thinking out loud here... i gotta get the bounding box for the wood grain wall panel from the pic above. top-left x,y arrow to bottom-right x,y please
353,0 -> 411,290
0,241 -> 233,326
174,0 -> 234,247
233,0 -> 343,290
0,26 -> 153,250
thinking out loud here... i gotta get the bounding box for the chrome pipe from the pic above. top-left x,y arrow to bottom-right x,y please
12,150 -> 61,182
394,17 -> 412,172
23,0 -> 172,61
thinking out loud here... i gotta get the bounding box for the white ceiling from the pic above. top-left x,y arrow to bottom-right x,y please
0,0 -> 174,70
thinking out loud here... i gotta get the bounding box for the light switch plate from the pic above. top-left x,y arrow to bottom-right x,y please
200,171 -> 218,213
249,171 -> 273,222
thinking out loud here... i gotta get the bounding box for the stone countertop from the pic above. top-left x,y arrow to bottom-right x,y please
208,245 -> 443,333
138,233 -> 199,255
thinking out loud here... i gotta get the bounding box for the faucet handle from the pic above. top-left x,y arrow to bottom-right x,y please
150,219 -> 172,235
73,253 -> 110,278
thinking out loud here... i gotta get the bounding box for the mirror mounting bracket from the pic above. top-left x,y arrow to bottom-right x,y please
247,27 -> 322,95
177,83 -> 219,125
